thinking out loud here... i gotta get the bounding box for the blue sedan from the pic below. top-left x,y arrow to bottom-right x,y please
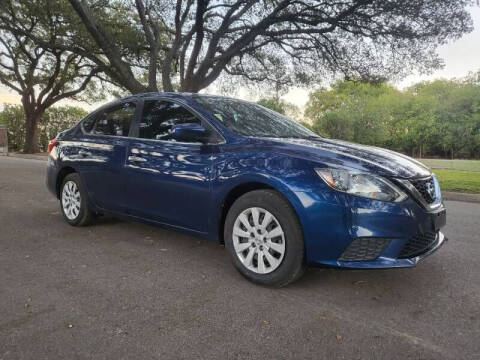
46,93 -> 447,286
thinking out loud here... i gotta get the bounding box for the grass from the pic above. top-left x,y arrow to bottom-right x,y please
423,169 -> 480,194
418,158 -> 480,172
431,169 -> 480,194
415,159 -> 480,193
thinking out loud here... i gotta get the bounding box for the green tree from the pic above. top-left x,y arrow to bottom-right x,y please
411,80 -> 480,158
392,91 -> 437,158
0,104 -> 25,151
0,104 -> 86,152
305,76 -> 480,159
257,98 -> 288,114
257,97 -> 302,122
4,0 -> 473,94
0,0 -> 103,152
306,80 -> 400,146
39,106 -> 87,150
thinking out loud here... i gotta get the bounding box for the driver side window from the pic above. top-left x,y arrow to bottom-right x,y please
139,100 -> 201,141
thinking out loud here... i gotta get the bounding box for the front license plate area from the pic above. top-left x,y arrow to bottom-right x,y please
432,209 -> 446,231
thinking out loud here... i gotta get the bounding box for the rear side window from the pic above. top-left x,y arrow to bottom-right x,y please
83,102 -> 136,136
139,100 -> 201,140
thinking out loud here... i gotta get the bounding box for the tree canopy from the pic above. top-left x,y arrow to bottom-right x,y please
0,0 -> 477,153
0,104 -> 87,152
0,0 -> 102,152
305,75 -> 480,159
3,0 -> 474,94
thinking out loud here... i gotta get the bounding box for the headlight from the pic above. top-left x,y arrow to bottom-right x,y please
315,168 -> 407,202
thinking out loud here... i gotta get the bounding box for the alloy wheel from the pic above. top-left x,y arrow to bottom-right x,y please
62,180 -> 81,220
232,207 -> 286,274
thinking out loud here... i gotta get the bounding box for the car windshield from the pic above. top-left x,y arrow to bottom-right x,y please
192,95 -> 320,139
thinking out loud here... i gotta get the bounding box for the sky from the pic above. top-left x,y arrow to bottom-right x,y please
280,6 -> 480,109
1,6 -> 479,111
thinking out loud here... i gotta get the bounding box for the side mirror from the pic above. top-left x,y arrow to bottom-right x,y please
170,123 -> 207,143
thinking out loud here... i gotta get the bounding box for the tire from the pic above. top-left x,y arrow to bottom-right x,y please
224,189 -> 306,287
60,173 -> 94,226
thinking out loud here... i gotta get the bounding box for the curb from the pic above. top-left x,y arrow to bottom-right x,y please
442,191 -> 480,204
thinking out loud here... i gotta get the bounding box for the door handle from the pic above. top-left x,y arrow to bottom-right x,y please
128,155 -> 147,162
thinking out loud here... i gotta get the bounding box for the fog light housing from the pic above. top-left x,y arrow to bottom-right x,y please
339,237 -> 391,261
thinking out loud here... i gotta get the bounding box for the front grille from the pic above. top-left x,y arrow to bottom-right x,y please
410,177 -> 436,204
339,238 -> 390,261
398,231 -> 438,259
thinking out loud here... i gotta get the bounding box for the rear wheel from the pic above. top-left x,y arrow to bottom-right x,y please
224,190 -> 305,287
60,173 -> 94,226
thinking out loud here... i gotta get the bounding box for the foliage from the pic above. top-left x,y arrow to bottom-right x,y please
39,106 -> 88,151
0,104 -> 87,152
0,0 -> 102,104
0,104 -> 24,151
0,0 -> 105,152
6,0 -> 473,95
0,0 -> 475,153
257,97 -> 302,121
257,98 -> 288,114
305,76 -> 480,159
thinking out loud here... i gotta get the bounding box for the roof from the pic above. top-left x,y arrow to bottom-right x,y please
119,92 -> 234,102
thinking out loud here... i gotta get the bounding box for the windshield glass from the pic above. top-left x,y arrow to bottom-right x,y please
192,95 -> 319,139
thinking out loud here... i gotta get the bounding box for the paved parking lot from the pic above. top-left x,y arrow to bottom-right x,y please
0,156 -> 479,359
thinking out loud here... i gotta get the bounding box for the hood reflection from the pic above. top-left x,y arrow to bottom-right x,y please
263,137 -> 431,178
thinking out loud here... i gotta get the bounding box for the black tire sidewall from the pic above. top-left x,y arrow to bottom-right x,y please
60,173 -> 91,226
224,190 -> 305,287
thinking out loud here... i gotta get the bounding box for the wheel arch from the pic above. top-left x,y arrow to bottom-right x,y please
216,178 -> 305,244
56,166 -> 77,198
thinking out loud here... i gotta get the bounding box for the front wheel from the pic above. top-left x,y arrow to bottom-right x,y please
60,173 -> 94,226
224,190 -> 306,287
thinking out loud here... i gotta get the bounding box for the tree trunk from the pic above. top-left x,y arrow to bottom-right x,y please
23,114 -> 40,154
162,64 -> 174,92
180,78 -> 200,93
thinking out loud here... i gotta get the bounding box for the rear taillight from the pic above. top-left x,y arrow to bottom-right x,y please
48,139 -> 59,154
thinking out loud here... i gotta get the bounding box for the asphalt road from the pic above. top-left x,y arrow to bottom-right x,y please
0,156 -> 478,360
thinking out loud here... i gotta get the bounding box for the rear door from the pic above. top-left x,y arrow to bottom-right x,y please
73,101 -> 138,212
124,98 -> 222,233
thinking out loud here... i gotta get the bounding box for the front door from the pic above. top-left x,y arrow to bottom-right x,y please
124,99 -> 220,233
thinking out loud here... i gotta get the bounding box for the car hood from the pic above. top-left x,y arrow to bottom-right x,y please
258,137 -> 431,179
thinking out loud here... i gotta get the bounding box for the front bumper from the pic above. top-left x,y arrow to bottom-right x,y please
294,189 -> 447,269
334,231 -> 447,269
